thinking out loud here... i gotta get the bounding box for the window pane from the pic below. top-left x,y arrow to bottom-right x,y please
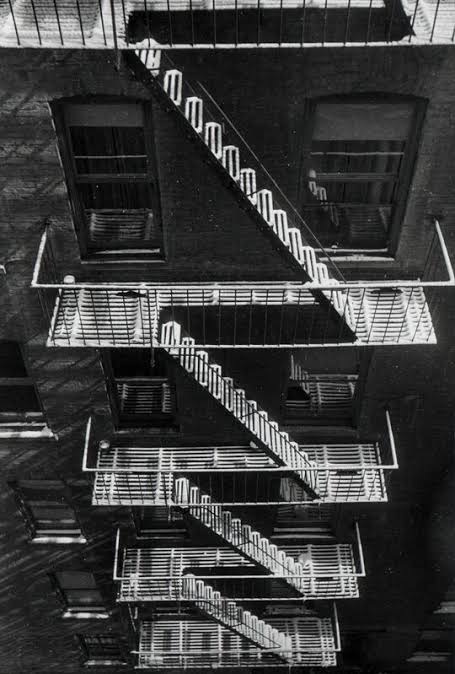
70,126 -> 147,174
313,102 -> 414,141
64,589 -> 104,606
56,572 -> 98,589
78,182 -> 152,210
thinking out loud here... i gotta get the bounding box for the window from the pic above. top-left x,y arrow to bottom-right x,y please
79,635 -> 128,666
105,349 -> 177,428
0,341 -> 45,428
302,98 -> 425,252
57,101 -> 163,260
284,358 -> 357,426
11,480 -> 86,544
52,572 -> 108,618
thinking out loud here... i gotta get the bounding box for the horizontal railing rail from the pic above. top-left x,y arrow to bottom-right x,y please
31,220 -> 454,350
32,220 -> 455,290
1,1 -> 454,48
84,412 -> 398,504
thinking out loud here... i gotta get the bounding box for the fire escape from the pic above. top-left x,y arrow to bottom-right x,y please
13,1 -> 454,669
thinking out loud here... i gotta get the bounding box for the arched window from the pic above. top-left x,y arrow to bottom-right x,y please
301,95 -> 426,253
53,99 -> 163,261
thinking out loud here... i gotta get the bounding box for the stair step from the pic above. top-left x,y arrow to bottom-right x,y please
184,96 -> 204,133
272,209 -> 290,245
204,121 -> 223,159
222,145 -> 240,181
257,189 -> 274,225
239,167 -> 257,204
163,69 -> 183,106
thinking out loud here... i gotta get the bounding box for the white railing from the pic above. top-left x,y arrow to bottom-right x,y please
83,412 -> 398,505
1,1 -> 454,48
136,614 -> 339,668
116,538 -> 363,601
162,321 -> 319,496
32,220 -> 454,347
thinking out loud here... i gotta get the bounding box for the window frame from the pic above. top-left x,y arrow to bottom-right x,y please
52,97 -> 165,263
50,570 -> 109,619
298,94 -> 426,257
0,341 -> 46,429
78,634 -> 129,667
10,480 -> 86,544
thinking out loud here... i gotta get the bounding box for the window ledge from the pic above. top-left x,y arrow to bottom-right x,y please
31,535 -> 87,545
0,424 -> 56,439
84,661 -> 128,667
63,610 -> 110,620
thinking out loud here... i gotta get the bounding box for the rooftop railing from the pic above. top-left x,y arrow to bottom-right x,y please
32,221 -> 453,348
0,1 -> 454,48
83,411 -> 398,505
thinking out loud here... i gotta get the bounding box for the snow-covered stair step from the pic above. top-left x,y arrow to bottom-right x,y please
222,145 -> 240,181
182,574 -> 293,659
163,321 -> 318,496
184,96 -> 204,133
175,477 -> 310,597
204,121 -> 223,159
240,168 -> 257,204
163,69 -> 183,105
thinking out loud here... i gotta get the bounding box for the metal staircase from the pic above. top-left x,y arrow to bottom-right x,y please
134,50 -> 357,333
118,545 -> 360,602
161,320 -> 318,497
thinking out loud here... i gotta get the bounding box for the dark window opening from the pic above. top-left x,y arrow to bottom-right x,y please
11,480 -> 85,543
302,99 -> 423,252
107,349 -> 177,428
58,102 -> 163,260
0,342 -> 44,426
53,571 -> 107,616
79,634 -> 128,666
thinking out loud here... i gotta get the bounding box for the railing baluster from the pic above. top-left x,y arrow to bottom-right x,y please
75,0 -> 86,45
8,0 -> 20,45
29,0 -> 42,45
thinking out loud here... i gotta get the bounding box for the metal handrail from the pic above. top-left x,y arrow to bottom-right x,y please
83,411 -> 398,473
31,220 -> 454,290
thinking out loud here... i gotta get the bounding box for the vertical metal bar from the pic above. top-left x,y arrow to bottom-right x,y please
213,0 -> 217,47
29,0 -> 42,45
263,289 -> 269,345
322,0 -> 328,45
430,0 -> 441,43
120,0 -> 128,46
256,0 -> 261,46
75,0 -> 86,45
8,0 -> 21,45
189,0 -> 195,46
365,0 -> 373,44
396,288 -> 413,343
121,292 -> 131,346
279,0 -> 284,46
106,290 -> 116,346
110,0 -> 119,54
233,289 -> 237,347
52,0 -> 64,45
74,288 -> 87,345
344,0 -> 352,44
144,0 -> 151,48
300,0 -> 307,46
100,0 -> 108,46
166,0 -> 174,46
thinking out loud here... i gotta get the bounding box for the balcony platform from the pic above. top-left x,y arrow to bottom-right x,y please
137,616 -> 337,668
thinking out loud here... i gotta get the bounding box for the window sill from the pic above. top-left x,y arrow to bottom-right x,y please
0,424 -> 56,439
31,535 -> 87,545
63,609 -> 110,620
